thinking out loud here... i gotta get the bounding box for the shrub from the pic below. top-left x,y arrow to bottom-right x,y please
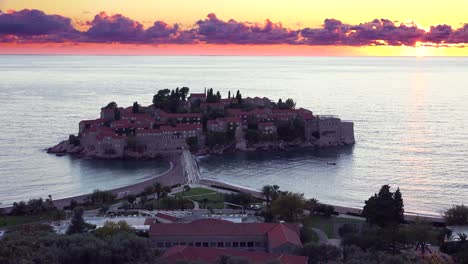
444,204 -> 468,226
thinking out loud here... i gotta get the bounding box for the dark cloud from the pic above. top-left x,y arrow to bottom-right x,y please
448,24 -> 468,43
0,9 -> 77,36
145,21 -> 179,42
0,9 -> 467,46
424,25 -> 453,43
194,13 -> 298,44
85,12 -> 144,42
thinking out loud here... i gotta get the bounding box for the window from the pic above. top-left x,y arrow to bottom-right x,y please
164,242 -> 171,248
188,242 -> 194,246
195,242 -> 201,247
233,242 -> 239,248
217,242 -> 224,247
210,242 -> 216,247
157,242 -> 164,248
255,242 -> 262,247
225,242 -> 232,247
247,242 -> 254,248
240,242 -> 246,247
203,242 -> 209,247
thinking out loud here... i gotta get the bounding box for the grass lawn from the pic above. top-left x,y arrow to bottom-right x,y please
176,187 -> 217,197
0,212 -> 64,228
303,215 -> 364,239
176,189 -> 225,209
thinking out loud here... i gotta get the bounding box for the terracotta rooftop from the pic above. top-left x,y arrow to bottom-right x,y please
149,219 -> 302,249
189,93 -> 206,98
80,118 -> 105,125
161,246 -> 308,264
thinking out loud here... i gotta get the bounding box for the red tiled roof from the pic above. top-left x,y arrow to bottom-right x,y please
144,218 -> 156,225
220,98 -> 237,103
96,131 -> 124,141
159,124 -> 202,132
207,120 -> 218,126
248,108 -> 271,115
190,93 -> 206,98
155,213 -> 178,222
267,223 -> 302,249
160,112 -> 202,118
201,102 -> 224,107
80,118 -> 105,125
218,117 -> 241,123
161,246 -> 307,264
84,126 -> 113,134
149,220 -> 302,249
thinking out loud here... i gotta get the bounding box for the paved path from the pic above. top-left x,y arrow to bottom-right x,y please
310,227 -> 329,244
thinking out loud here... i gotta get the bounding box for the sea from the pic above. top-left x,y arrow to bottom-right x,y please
0,55 -> 467,215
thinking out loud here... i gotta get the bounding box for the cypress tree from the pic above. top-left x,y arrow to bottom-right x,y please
67,207 -> 87,234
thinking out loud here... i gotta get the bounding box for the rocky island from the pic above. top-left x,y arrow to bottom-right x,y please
48,88 -> 355,159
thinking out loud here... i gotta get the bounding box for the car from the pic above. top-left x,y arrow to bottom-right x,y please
0,230 -> 6,238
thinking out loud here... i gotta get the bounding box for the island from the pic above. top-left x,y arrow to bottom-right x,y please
48,88 -> 355,159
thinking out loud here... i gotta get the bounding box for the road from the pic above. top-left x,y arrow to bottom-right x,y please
181,149 -> 201,184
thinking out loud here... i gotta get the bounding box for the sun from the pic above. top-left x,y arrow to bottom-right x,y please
414,41 -> 430,58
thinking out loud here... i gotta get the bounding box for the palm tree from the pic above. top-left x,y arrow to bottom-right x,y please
153,183 -> 163,200
272,185 -> 280,201
262,185 -> 273,206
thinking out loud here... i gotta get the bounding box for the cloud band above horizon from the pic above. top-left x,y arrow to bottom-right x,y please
0,9 -> 467,47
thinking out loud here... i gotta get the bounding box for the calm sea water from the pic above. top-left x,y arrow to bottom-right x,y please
0,55 -> 467,214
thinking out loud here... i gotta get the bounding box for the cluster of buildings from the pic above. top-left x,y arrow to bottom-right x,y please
77,92 -> 354,158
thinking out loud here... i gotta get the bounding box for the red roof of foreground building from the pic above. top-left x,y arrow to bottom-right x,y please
155,213 -> 178,222
161,246 -> 308,264
149,219 -> 302,249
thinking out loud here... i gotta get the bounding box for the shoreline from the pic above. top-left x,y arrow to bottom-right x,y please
1,152 -> 185,212
3,148 -> 445,223
198,177 -> 445,223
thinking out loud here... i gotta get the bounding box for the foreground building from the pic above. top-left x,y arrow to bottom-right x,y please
161,245 -> 308,264
148,219 -> 303,254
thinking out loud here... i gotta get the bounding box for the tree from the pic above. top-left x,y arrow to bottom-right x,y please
271,191 -> 306,222
307,198 -> 320,214
126,194 -> 137,204
102,101 -> 117,109
143,185 -> 155,196
94,221 -> 135,238
444,204 -> 468,225
180,87 -> 190,101
153,183 -> 163,200
262,185 -> 274,206
362,185 -> 404,228
132,101 -> 140,113
186,136 -> 198,151
67,207 -> 87,234
300,243 -> 341,264
236,90 -> 243,105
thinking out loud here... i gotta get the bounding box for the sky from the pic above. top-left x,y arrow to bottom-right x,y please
0,0 -> 467,56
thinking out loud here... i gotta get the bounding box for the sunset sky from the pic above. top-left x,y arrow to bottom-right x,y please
1,0 -> 467,56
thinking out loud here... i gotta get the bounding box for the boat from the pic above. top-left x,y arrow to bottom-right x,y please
327,162 -> 337,165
